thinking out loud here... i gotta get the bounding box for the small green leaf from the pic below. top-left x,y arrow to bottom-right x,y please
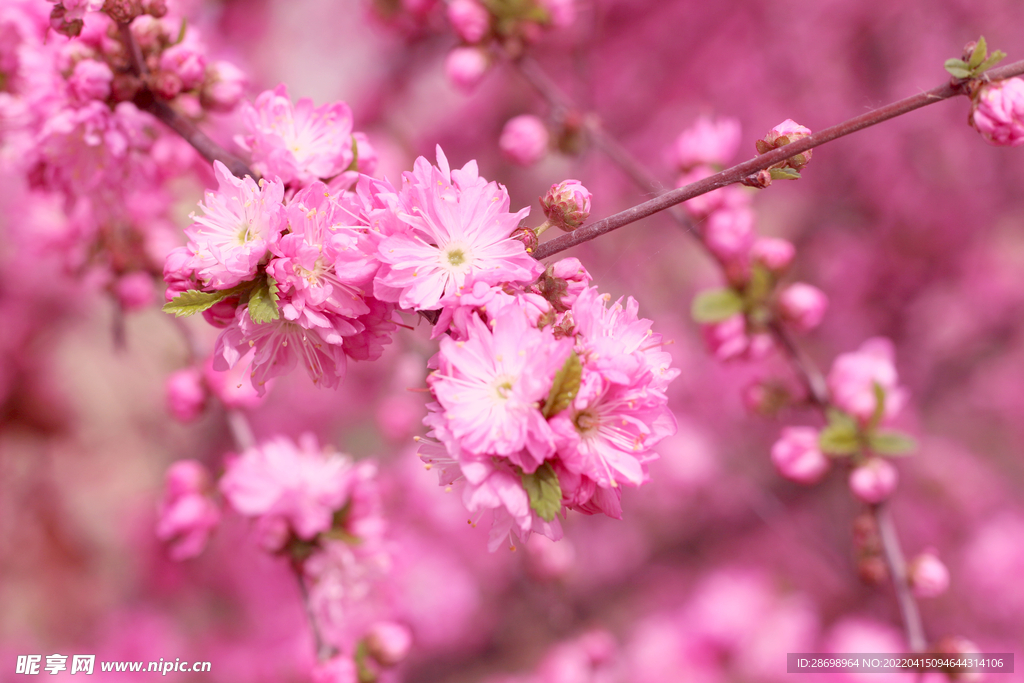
945,59 -> 972,79
869,430 -> 917,456
248,276 -> 280,324
769,167 -> 801,180
977,50 -> 1007,73
162,287 -> 239,317
868,382 -> 886,430
345,136 -> 359,173
745,264 -> 774,305
354,641 -> 377,683
819,423 -> 861,455
521,462 -> 563,523
968,37 -> 988,69
691,288 -> 744,324
544,352 -> 582,418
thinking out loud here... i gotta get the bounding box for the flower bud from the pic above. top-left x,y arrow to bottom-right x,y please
827,338 -> 907,424
156,460 -> 219,561
701,313 -> 748,362
68,58 -> 113,102
751,237 -> 795,273
702,206 -> 755,264
150,69 -> 182,100
757,119 -> 813,171
200,61 -> 248,113
365,621 -> 413,667
540,179 -> 591,232
510,226 -> 538,252
160,43 -> 207,91
165,459 -> 210,498
166,368 -> 207,422
849,458 -> 898,504
909,550 -> 950,598
102,0 -> 143,24
444,46 -> 490,93
770,426 -> 829,484
499,114 -> 549,166
447,0 -> 490,43
672,116 -> 741,171
970,77 -> 1024,147
777,282 -> 828,332
114,272 -> 156,311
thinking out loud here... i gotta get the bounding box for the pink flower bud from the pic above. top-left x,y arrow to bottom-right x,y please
701,313 -> 748,362
849,458 -> 898,504
160,43 -> 207,91
827,338 -> 907,424
365,621 -> 413,667
777,282 -> 828,332
541,179 -> 591,231
770,426 -> 829,484
68,58 -> 112,102
510,226 -> 538,252
909,550 -> 950,598
156,460 -> 219,561
500,114 -> 549,166
970,77 -> 1024,147
166,368 -> 207,422
444,46 -> 490,93
200,61 -> 247,113
150,69 -> 182,99
202,297 -> 240,328
447,0 -> 490,43
114,272 -> 156,311
758,119 -> 813,171
673,116 -> 741,170
537,0 -> 575,28
165,459 -> 211,498
703,206 -> 755,264
751,237 -> 795,272
311,655 -> 357,683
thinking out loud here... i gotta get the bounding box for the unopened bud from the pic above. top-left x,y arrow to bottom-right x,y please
751,237 -> 795,273
102,0 -> 142,23
540,179 -> 592,232
166,368 -> 207,422
447,0 -> 490,43
445,46 -> 490,93
777,282 -> 828,332
849,458 -> 898,504
500,114 -> 549,167
114,272 -> 156,311
149,70 -> 182,100
510,226 -> 538,252
857,555 -> 889,585
908,549 -> 950,598
141,0 -> 167,17
365,622 -> 413,667
756,119 -> 813,172
970,78 -> 1024,147
50,6 -> 84,37
770,426 -> 829,484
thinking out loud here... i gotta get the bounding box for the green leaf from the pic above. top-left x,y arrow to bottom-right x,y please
868,382 -> 886,430
745,263 -> 774,305
819,423 -> 861,456
544,352 -> 582,418
691,288 -> 744,324
248,276 -> 280,324
869,430 -> 917,456
769,167 -> 801,180
977,50 -> 1007,73
162,287 -> 239,317
354,641 -> 377,683
968,37 -> 988,69
520,462 -> 563,523
944,59 -> 972,79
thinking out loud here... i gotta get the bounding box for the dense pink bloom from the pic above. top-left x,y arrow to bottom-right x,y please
499,115 -> 549,166
237,85 -> 355,187
219,434 -> 357,543
183,160 -> 285,290
375,147 -> 542,310
776,282 -> 827,332
971,77 -> 1024,147
673,116 -> 741,170
770,427 -> 829,484
541,179 -> 592,232
67,58 -> 111,102
827,337 -> 907,423
156,460 -> 220,561
165,367 -> 207,422
159,42 -> 207,91
909,550 -> 950,598
848,458 -> 898,504
447,0 -> 490,43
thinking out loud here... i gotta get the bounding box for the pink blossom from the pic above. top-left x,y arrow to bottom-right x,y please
750,236 -> 795,272
365,621 -> 413,666
311,655 -> 357,683
701,313 -> 749,361
447,0 -> 490,43
113,271 -> 155,311
538,0 -> 576,28
702,206 -> 755,264
203,352 -> 269,409
159,42 -> 206,91
908,550 -> 950,598
375,146 -> 542,310
499,115 -> 549,166
971,77 -> 1024,147
67,58 -> 111,102
219,434 -> 356,542
541,179 -> 592,232
776,282 -> 828,332
184,160 -> 285,290
849,458 -> 898,504
445,46 -> 490,93
156,460 -> 220,561
827,337 -> 907,423
165,367 -> 206,422
200,60 -> 247,113
770,427 -> 829,484
673,116 -> 741,170
764,118 -> 811,146
237,85 -> 355,187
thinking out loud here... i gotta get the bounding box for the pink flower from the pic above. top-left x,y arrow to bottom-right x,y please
702,206 -> 755,264
156,460 -> 220,561
184,160 -> 285,290
541,179 -> 592,232
375,146 -> 542,311
751,236 -> 795,272
200,60 -> 247,113
499,115 -> 549,166
445,46 -> 490,93
776,282 -> 828,332
909,550 -> 950,598
365,621 -> 413,666
971,77 -> 1024,147
447,0 -> 490,43
827,337 -> 907,423
165,367 -> 206,422
429,307 -> 572,468
67,58 -> 112,102
848,458 -> 898,504
237,85 -> 355,187
673,116 -> 741,170
113,272 -> 156,311
760,119 -> 813,171
159,42 -> 206,91
770,427 -> 829,484
219,434 -> 356,542
702,313 -> 749,361
311,655 -> 357,683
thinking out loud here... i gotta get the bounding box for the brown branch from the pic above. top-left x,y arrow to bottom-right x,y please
875,502 -> 927,652
531,58 -> 1024,261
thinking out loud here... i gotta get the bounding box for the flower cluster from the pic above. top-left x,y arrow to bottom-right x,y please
418,259 -> 678,551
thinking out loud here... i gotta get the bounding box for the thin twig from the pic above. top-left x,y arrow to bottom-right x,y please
531,58 -> 1024,260
295,570 -> 335,662
875,503 -> 927,652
